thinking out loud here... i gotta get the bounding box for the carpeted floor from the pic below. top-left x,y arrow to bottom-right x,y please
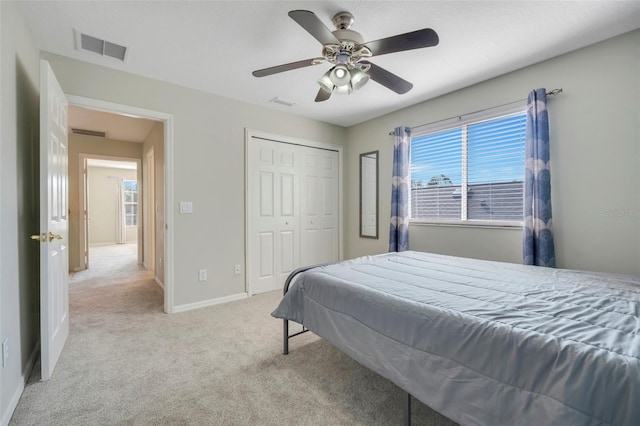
10,245 -> 458,425
70,243 -> 152,286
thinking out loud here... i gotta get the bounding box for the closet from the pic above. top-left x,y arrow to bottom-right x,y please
247,133 -> 340,294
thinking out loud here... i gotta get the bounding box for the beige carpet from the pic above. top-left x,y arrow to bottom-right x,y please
70,243 -> 152,286
11,245 -> 458,425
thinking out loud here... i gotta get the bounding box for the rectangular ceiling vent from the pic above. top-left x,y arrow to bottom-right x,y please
71,128 -> 106,138
75,30 -> 128,62
269,97 -> 298,107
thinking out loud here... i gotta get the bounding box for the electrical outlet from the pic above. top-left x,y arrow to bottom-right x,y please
198,269 -> 207,282
234,264 -> 241,275
2,338 -> 8,367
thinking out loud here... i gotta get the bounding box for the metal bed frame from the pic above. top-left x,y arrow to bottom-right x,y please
280,263 -> 414,426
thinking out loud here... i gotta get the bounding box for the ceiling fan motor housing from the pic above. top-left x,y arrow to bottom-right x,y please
329,11 -> 366,67
332,11 -> 355,30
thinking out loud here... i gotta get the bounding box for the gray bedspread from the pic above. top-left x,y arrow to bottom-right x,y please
272,251 -> 640,426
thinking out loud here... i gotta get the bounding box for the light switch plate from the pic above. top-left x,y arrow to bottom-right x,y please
179,201 -> 193,214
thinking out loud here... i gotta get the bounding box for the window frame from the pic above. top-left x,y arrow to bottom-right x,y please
123,179 -> 138,227
409,102 -> 526,229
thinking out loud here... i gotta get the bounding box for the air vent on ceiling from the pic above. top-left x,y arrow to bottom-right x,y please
75,30 -> 128,62
269,97 -> 298,107
71,128 -> 106,138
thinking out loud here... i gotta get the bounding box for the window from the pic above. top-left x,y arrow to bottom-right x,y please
410,108 -> 526,225
123,180 -> 138,226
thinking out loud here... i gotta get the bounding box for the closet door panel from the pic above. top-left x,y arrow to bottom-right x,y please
251,142 -> 278,293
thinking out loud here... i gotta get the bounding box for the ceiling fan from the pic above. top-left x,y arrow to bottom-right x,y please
252,10 -> 439,102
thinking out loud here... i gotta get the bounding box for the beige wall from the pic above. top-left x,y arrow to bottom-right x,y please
346,29 -> 640,275
43,52 -> 348,307
0,1 -> 40,421
142,122 -> 165,284
68,134 -> 142,270
87,166 -> 138,245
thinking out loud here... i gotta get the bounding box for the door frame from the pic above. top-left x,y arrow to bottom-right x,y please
244,128 -> 344,296
67,95 -> 175,313
143,147 -> 155,272
78,154 -> 142,267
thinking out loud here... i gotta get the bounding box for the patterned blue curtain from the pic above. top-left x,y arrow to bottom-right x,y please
389,126 -> 411,252
523,89 -> 555,267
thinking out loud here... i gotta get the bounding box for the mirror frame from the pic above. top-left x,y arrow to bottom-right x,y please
359,150 -> 379,239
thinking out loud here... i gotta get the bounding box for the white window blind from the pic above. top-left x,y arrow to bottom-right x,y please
410,109 -> 526,225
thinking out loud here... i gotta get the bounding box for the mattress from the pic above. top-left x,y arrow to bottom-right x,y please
272,251 -> 640,425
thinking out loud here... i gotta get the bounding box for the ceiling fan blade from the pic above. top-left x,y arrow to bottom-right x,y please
289,10 -> 340,46
363,28 -> 439,57
315,88 -> 332,102
360,61 -> 413,94
252,58 -> 321,77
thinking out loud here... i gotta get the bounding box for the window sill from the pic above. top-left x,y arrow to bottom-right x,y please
409,220 -> 522,230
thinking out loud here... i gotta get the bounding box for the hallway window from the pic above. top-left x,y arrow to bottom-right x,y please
124,180 -> 138,226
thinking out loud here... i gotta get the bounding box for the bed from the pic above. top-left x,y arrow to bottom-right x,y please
271,251 -> 640,426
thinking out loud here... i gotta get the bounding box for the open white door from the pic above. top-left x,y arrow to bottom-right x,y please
36,60 -> 69,380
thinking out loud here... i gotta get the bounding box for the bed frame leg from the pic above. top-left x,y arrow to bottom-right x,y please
404,392 -> 411,426
283,319 -> 289,355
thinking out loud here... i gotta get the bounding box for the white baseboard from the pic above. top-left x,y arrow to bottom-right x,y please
154,276 -> 164,291
2,342 -> 39,426
172,292 -> 248,313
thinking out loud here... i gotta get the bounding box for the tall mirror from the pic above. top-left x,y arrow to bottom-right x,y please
360,151 -> 379,239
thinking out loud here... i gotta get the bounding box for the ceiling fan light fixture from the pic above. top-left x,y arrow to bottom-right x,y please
317,70 -> 334,92
334,84 -> 352,95
329,64 -> 351,87
350,67 -> 370,91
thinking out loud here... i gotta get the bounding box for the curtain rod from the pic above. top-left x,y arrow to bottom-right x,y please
388,88 -> 563,136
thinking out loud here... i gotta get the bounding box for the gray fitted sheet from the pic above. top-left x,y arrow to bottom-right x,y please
272,251 -> 640,426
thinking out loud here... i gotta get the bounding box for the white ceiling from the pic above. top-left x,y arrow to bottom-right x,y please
68,105 -> 157,143
20,1 -> 640,127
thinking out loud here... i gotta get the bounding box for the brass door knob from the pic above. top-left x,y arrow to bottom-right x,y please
30,232 -> 62,242
48,232 -> 62,242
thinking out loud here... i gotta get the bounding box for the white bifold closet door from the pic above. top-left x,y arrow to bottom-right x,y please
248,137 -> 339,295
